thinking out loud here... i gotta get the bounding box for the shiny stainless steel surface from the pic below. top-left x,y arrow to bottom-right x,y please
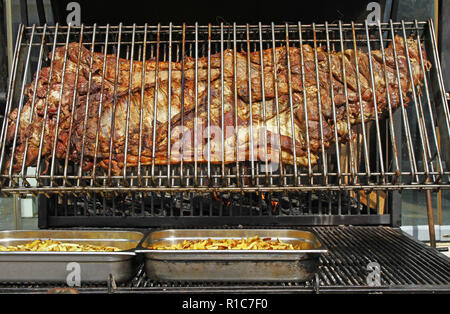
0,20 -> 448,195
0,230 -> 144,283
137,229 -> 326,282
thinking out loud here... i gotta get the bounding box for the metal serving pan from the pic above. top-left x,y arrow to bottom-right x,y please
137,229 -> 327,282
0,230 -> 145,283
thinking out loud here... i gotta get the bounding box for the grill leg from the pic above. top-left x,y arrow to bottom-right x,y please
426,190 -> 436,248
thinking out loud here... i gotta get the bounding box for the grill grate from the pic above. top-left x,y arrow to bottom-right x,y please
0,20 -> 449,195
39,189 -> 393,228
0,226 -> 448,293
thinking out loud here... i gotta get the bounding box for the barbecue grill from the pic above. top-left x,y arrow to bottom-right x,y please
0,18 -> 449,294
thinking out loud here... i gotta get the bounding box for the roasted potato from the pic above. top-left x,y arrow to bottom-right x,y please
149,236 -> 304,250
0,239 -> 120,252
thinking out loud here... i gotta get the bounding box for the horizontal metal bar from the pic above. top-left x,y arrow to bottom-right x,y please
20,20 -> 427,30
21,38 -> 429,46
2,184 -> 448,195
0,284 -> 448,294
2,170 -> 449,180
1,19 -> 449,196
45,215 -> 391,227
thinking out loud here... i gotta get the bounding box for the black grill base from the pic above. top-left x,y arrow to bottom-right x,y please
0,226 -> 448,294
37,191 -> 396,228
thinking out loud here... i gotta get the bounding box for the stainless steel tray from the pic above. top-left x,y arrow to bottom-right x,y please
136,229 -> 327,282
0,230 -> 145,283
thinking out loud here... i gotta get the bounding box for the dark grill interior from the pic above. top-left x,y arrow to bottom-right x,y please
0,226 -> 448,293
48,191 -> 364,217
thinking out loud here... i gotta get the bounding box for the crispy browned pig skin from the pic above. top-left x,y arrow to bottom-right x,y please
4,35 -> 430,175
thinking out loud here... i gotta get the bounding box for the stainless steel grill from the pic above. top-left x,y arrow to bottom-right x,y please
1,20 -> 449,196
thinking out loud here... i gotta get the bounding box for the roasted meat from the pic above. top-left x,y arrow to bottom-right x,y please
3,34 -> 431,176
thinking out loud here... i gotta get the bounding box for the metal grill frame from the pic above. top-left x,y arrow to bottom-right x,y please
0,226 -> 448,294
1,19 -> 449,192
0,20 -> 449,228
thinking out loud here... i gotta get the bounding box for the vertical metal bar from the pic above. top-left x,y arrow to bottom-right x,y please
401,20 -> 430,181
338,21 -> 357,183
107,23 -> 123,183
389,20 -> 418,182
89,25 -> 110,186
258,22 -> 269,185
232,23 -> 241,187
123,24 -> 137,184
351,22 -> 371,178
180,23 -> 185,186
271,23 -> 284,186
312,23 -> 327,184
7,25 -> 36,184
414,20 -> 444,181
206,23 -> 212,184
193,22 -> 199,186
137,23 -> 148,187
63,24 -> 86,187
376,20 -> 400,181
338,190 -> 342,215
246,24 -> 255,184
426,189 -> 436,247
417,95 -> 436,182
166,22 -> 173,187
417,95 -> 437,182
325,22 -> 341,184
297,22 -> 312,183
364,21 -> 385,180
13,194 -> 20,229
35,23 -> 60,184
220,23 -> 226,184
0,24 -> 24,175
427,19 -> 450,146
151,24 -> 161,184
284,23 -> 298,185
49,24 -> 72,185
356,125 -> 361,180
20,24 -> 48,184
